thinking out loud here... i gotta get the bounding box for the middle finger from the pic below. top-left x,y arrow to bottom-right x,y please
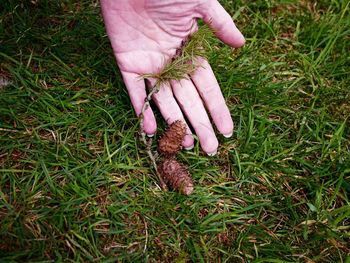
171,78 -> 218,154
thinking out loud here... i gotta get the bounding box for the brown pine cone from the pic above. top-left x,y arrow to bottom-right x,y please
158,158 -> 193,195
158,120 -> 186,156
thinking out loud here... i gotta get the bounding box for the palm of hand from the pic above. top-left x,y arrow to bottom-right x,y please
101,0 -> 245,154
102,1 -> 202,73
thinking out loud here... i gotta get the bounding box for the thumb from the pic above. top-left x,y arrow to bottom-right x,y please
198,0 -> 245,48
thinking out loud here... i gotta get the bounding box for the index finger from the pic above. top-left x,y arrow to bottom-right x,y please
121,71 -> 157,135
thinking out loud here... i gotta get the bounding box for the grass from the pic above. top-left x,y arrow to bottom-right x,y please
0,0 -> 349,262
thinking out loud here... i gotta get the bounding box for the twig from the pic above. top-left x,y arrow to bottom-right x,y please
138,25 -> 214,190
139,85 -> 167,190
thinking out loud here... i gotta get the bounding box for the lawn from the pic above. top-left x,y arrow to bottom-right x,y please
0,0 -> 349,262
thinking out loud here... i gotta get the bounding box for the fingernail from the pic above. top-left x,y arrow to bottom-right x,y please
184,145 -> 194,150
207,150 -> 217,157
147,133 -> 155,138
223,132 -> 233,138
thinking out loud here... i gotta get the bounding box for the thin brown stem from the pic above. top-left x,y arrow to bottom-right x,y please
139,85 -> 167,190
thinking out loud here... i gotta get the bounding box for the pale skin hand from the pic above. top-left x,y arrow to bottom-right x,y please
100,0 -> 245,155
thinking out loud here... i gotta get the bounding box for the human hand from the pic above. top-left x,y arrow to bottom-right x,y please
100,0 -> 245,155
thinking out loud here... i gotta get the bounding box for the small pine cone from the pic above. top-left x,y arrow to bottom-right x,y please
158,158 -> 194,195
158,120 -> 186,156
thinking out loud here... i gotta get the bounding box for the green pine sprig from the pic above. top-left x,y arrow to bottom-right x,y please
142,25 -> 215,87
